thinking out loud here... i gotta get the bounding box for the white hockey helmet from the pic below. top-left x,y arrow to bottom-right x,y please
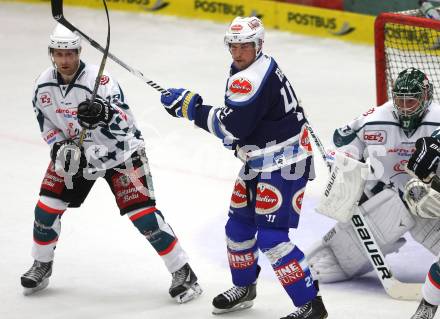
49,23 -> 81,50
224,16 -> 265,55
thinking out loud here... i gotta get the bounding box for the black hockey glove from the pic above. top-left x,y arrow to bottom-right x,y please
77,97 -> 115,129
51,140 -> 87,176
407,137 -> 440,182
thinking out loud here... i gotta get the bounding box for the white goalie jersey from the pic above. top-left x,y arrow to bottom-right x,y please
331,101 -> 440,193
32,61 -> 143,171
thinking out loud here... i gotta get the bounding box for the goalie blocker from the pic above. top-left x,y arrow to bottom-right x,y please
315,151 -> 369,223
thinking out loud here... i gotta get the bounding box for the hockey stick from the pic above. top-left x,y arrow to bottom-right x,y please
51,0 -> 170,96
306,121 -> 422,301
75,0 -> 111,146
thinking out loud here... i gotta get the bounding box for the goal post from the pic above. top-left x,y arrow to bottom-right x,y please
375,10 -> 440,106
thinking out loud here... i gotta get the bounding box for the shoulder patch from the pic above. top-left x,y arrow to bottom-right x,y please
100,75 -> 110,85
362,108 -> 376,117
38,91 -> 53,108
229,78 -> 253,95
333,125 -> 357,147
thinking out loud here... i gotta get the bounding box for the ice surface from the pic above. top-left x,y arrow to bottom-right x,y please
0,2 -> 435,318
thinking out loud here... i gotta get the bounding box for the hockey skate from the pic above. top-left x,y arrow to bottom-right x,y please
21,260 -> 53,296
212,265 -> 261,314
169,263 -> 202,303
280,295 -> 328,319
281,280 -> 327,319
411,298 -> 438,319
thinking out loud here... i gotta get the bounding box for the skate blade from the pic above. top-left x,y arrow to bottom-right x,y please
212,300 -> 254,315
174,283 -> 203,304
23,278 -> 49,296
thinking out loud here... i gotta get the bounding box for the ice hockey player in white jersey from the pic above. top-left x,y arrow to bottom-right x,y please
406,128 -> 440,318
21,23 -> 202,303
307,67 -> 440,285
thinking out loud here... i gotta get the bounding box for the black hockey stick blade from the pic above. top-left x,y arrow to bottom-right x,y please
51,0 -> 64,21
51,0 -> 106,56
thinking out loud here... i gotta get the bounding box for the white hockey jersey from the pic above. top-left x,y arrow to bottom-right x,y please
32,61 -> 143,171
331,101 -> 440,193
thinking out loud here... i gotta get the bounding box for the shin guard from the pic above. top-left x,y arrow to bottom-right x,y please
32,197 -> 67,262
128,207 -> 188,272
258,228 -> 317,307
225,217 -> 259,287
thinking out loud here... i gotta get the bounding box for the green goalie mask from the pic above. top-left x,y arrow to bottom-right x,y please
392,67 -> 433,133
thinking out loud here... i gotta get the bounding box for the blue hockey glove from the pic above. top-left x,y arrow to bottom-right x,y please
160,88 -> 202,121
78,96 -> 115,129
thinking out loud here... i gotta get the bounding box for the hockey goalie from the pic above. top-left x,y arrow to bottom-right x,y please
307,68 -> 440,285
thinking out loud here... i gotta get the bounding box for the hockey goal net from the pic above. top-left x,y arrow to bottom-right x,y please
375,9 -> 440,105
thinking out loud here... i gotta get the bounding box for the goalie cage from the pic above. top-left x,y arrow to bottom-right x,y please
375,6 -> 440,106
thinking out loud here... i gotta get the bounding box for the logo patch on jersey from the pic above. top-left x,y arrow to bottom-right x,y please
229,78 -> 253,95
362,108 -> 376,117
256,183 -> 282,215
56,108 -> 78,119
100,75 -> 110,85
363,130 -> 386,144
112,171 -> 150,209
388,147 -> 415,157
41,163 -> 65,194
393,159 -> 408,172
228,251 -> 256,269
39,92 -> 52,107
300,125 -> 313,153
274,259 -> 305,287
43,129 -> 61,144
292,188 -> 305,214
231,178 -> 247,209
118,175 -> 132,187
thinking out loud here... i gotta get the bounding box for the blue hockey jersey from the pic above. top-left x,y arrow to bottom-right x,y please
194,54 -> 314,173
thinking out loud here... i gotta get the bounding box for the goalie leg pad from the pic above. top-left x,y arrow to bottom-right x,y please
360,188 -> 415,245
410,217 -> 440,255
225,216 -> 259,287
307,190 -> 411,282
32,196 -> 67,262
307,226 -> 407,283
307,240 -> 351,283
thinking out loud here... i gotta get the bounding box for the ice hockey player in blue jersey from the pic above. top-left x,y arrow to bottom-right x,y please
160,16 -> 328,319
